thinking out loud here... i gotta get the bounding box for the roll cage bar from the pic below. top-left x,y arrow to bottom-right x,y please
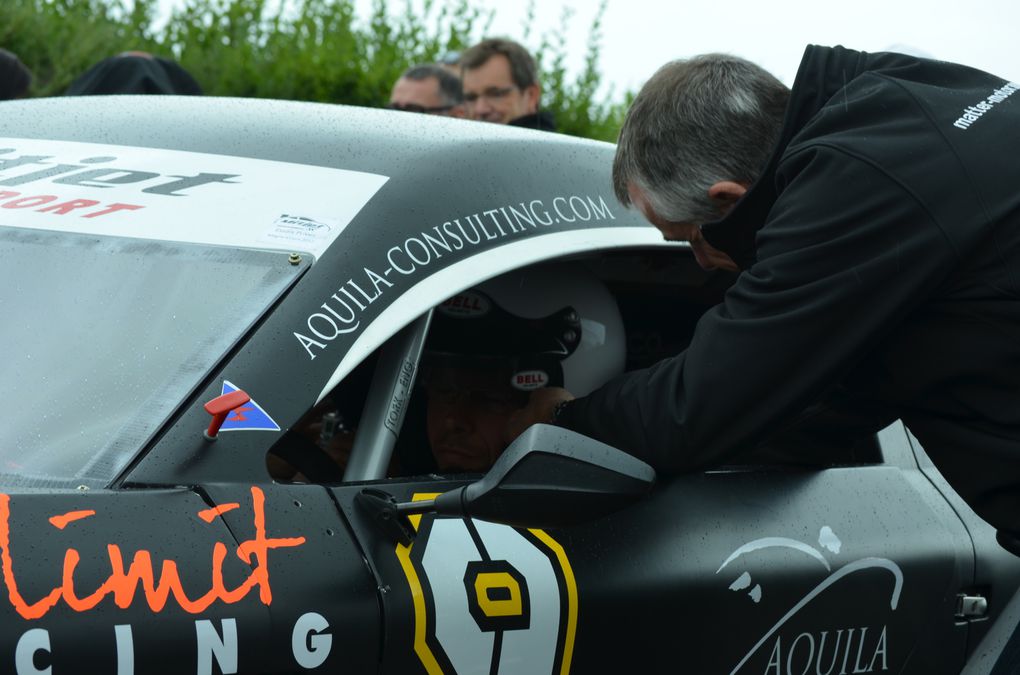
342,310 -> 434,481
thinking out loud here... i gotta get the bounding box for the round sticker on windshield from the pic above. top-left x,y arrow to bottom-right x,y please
511,370 -> 549,391
438,291 -> 491,317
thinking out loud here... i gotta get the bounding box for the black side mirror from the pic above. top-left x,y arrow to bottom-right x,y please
373,424 -> 655,535
432,424 -> 655,528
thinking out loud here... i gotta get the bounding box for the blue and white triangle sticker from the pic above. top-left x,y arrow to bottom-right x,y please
218,380 -> 280,433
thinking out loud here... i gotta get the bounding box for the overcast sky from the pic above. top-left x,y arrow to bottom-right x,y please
158,0 -> 1020,98
457,0 -> 1020,96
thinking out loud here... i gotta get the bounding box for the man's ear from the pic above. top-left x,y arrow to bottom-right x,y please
523,83 -> 541,114
707,181 -> 748,215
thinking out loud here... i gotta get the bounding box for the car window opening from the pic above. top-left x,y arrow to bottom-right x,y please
266,249 -> 882,484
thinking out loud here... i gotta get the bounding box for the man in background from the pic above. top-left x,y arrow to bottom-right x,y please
388,63 -> 464,117
459,38 -> 554,130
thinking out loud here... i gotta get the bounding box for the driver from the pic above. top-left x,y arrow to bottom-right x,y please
268,263 -> 625,479
419,262 -> 625,473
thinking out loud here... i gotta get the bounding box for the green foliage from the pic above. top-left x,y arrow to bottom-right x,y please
0,0 -> 161,97
0,0 -> 629,141
531,0 -> 622,140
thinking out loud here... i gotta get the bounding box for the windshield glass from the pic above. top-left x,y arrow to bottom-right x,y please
0,227 -> 299,488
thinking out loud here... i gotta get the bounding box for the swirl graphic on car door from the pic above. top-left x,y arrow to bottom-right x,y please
396,494 -> 577,675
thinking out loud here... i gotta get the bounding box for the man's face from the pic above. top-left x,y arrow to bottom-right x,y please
424,364 -> 528,472
462,54 -> 539,124
627,183 -> 739,272
389,76 -> 462,116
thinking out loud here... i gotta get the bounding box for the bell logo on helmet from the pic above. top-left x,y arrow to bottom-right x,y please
512,370 -> 549,391
438,292 -> 491,317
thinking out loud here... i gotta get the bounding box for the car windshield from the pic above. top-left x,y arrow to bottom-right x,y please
0,227 -> 299,488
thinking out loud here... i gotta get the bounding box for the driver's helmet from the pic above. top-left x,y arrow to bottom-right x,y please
423,261 -> 625,396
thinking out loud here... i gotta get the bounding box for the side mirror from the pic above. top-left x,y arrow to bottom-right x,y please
431,424 -> 656,528
358,424 -> 655,541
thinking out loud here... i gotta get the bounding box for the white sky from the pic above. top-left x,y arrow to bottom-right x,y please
462,0 -> 1020,96
156,0 -> 1020,98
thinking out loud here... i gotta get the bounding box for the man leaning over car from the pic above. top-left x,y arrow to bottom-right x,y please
509,46 -> 1020,550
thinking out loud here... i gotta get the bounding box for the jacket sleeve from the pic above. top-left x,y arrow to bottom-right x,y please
556,145 -> 958,472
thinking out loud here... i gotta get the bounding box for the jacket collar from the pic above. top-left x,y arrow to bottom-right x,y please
508,110 -> 557,131
700,45 -> 870,269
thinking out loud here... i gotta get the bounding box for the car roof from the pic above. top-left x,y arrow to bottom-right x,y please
1,94 -> 601,176
1,96 -> 679,486
1,96 -> 648,256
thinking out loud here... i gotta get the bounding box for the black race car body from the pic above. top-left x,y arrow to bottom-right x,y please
0,95 -> 1017,675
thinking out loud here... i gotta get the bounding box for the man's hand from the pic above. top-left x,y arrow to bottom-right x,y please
504,387 -> 574,445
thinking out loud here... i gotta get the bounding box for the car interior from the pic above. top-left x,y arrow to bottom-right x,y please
266,248 -> 882,484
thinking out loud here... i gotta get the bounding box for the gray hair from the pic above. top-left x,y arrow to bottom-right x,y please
613,54 -> 789,223
460,38 -> 539,91
401,63 -> 463,105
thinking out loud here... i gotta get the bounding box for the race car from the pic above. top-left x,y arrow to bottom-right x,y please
1,94 -> 1018,675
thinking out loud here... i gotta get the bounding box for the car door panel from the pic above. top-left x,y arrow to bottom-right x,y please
332,480 -> 577,675
337,458 -> 973,674
559,466 -> 968,674
901,428 -> 1020,653
0,489 -> 275,674
201,482 -> 381,675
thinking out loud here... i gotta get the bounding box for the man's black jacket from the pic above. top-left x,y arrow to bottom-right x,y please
65,54 -> 202,96
508,110 -> 557,131
557,45 -> 1020,532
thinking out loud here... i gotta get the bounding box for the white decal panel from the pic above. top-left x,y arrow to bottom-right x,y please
0,138 -> 388,258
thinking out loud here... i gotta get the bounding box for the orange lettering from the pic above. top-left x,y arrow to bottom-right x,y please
198,503 -> 239,523
235,487 -> 306,604
0,494 -> 62,619
49,510 -> 95,530
0,487 -> 305,620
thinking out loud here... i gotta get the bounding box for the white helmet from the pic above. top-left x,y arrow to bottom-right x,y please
425,262 -> 625,396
